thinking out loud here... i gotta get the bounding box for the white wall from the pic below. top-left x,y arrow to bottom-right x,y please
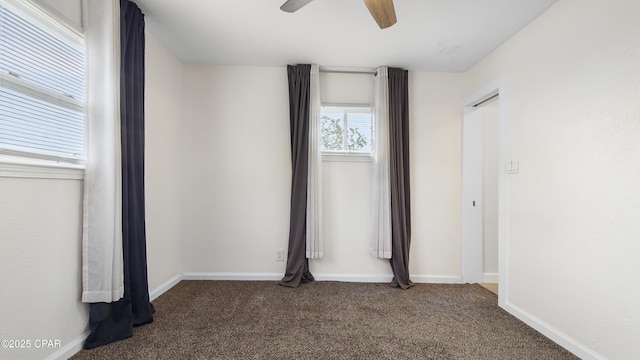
179,65 -> 292,274
178,67 -> 465,282
0,177 -> 87,360
464,0 -> 640,358
145,31 -> 184,290
410,72 -> 465,279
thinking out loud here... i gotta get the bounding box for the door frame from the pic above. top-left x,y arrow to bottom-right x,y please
461,77 -> 508,307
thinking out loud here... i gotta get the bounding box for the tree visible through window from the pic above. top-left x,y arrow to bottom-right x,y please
321,106 -> 372,153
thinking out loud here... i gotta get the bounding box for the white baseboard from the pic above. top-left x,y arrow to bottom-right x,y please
44,330 -> 89,360
412,274 -> 464,284
503,301 -> 605,360
179,272 -> 464,284
313,273 -> 393,283
181,272 -> 282,281
149,274 -> 182,301
482,272 -> 498,283
179,272 -> 463,285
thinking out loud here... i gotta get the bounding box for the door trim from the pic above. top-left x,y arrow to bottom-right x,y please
461,77 -> 508,307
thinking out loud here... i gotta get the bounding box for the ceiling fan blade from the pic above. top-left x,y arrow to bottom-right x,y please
363,0 -> 397,29
280,0 -> 314,13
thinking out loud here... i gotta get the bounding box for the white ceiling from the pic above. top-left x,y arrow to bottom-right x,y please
134,0 -> 558,72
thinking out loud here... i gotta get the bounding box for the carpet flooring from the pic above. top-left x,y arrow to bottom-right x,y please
72,281 -> 578,359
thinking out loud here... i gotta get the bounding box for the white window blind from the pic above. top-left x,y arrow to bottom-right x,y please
0,1 -> 85,163
321,105 -> 373,154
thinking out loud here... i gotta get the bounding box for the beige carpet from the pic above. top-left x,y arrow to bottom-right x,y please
72,281 -> 577,359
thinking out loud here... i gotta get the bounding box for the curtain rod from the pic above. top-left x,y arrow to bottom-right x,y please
472,93 -> 499,107
319,67 -> 377,75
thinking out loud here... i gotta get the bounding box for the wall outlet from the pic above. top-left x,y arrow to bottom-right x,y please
275,249 -> 284,262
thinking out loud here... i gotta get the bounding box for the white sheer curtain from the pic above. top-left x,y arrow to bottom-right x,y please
371,66 -> 392,259
306,64 -> 323,259
81,0 -> 124,303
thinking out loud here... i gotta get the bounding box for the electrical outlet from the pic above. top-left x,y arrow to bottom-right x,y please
275,249 -> 284,262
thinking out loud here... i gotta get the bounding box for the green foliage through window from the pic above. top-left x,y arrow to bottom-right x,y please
320,107 -> 372,153
321,116 -> 343,151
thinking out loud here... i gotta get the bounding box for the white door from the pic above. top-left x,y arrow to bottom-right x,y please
461,107 -> 483,283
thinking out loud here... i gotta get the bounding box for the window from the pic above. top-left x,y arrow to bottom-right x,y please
0,1 -> 85,165
321,105 -> 373,156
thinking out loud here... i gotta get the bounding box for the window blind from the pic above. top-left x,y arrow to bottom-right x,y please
0,1 -> 85,162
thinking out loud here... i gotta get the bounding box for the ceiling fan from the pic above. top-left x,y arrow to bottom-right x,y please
280,0 -> 397,29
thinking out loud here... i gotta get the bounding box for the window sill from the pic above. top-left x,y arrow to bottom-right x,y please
322,152 -> 372,162
0,156 -> 84,180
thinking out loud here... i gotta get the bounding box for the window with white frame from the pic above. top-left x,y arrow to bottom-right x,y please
0,0 -> 85,164
321,105 -> 373,156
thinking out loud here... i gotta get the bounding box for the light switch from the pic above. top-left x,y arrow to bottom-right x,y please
507,160 -> 519,174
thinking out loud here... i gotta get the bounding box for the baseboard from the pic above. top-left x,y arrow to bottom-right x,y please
149,274 -> 182,301
178,272 -> 464,285
159,272 -> 448,286
313,274 -> 462,284
181,272 -> 283,281
482,273 -> 498,283
44,330 -> 89,360
313,273 -> 393,283
503,301 -> 605,360
412,274 -> 464,284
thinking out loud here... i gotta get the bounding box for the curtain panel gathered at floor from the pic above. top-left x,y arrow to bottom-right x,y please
84,0 -> 154,349
280,64 -> 316,288
388,67 -> 413,289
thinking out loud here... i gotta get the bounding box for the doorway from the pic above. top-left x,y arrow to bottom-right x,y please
461,78 -> 507,305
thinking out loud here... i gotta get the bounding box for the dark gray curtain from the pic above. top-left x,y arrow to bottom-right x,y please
388,67 -> 413,289
280,64 -> 315,288
84,0 -> 154,348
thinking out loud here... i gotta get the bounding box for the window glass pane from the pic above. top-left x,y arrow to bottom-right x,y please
321,112 -> 344,151
346,112 -> 372,152
320,106 -> 373,154
0,4 -> 85,101
0,86 -> 84,157
0,3 -> 85,161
